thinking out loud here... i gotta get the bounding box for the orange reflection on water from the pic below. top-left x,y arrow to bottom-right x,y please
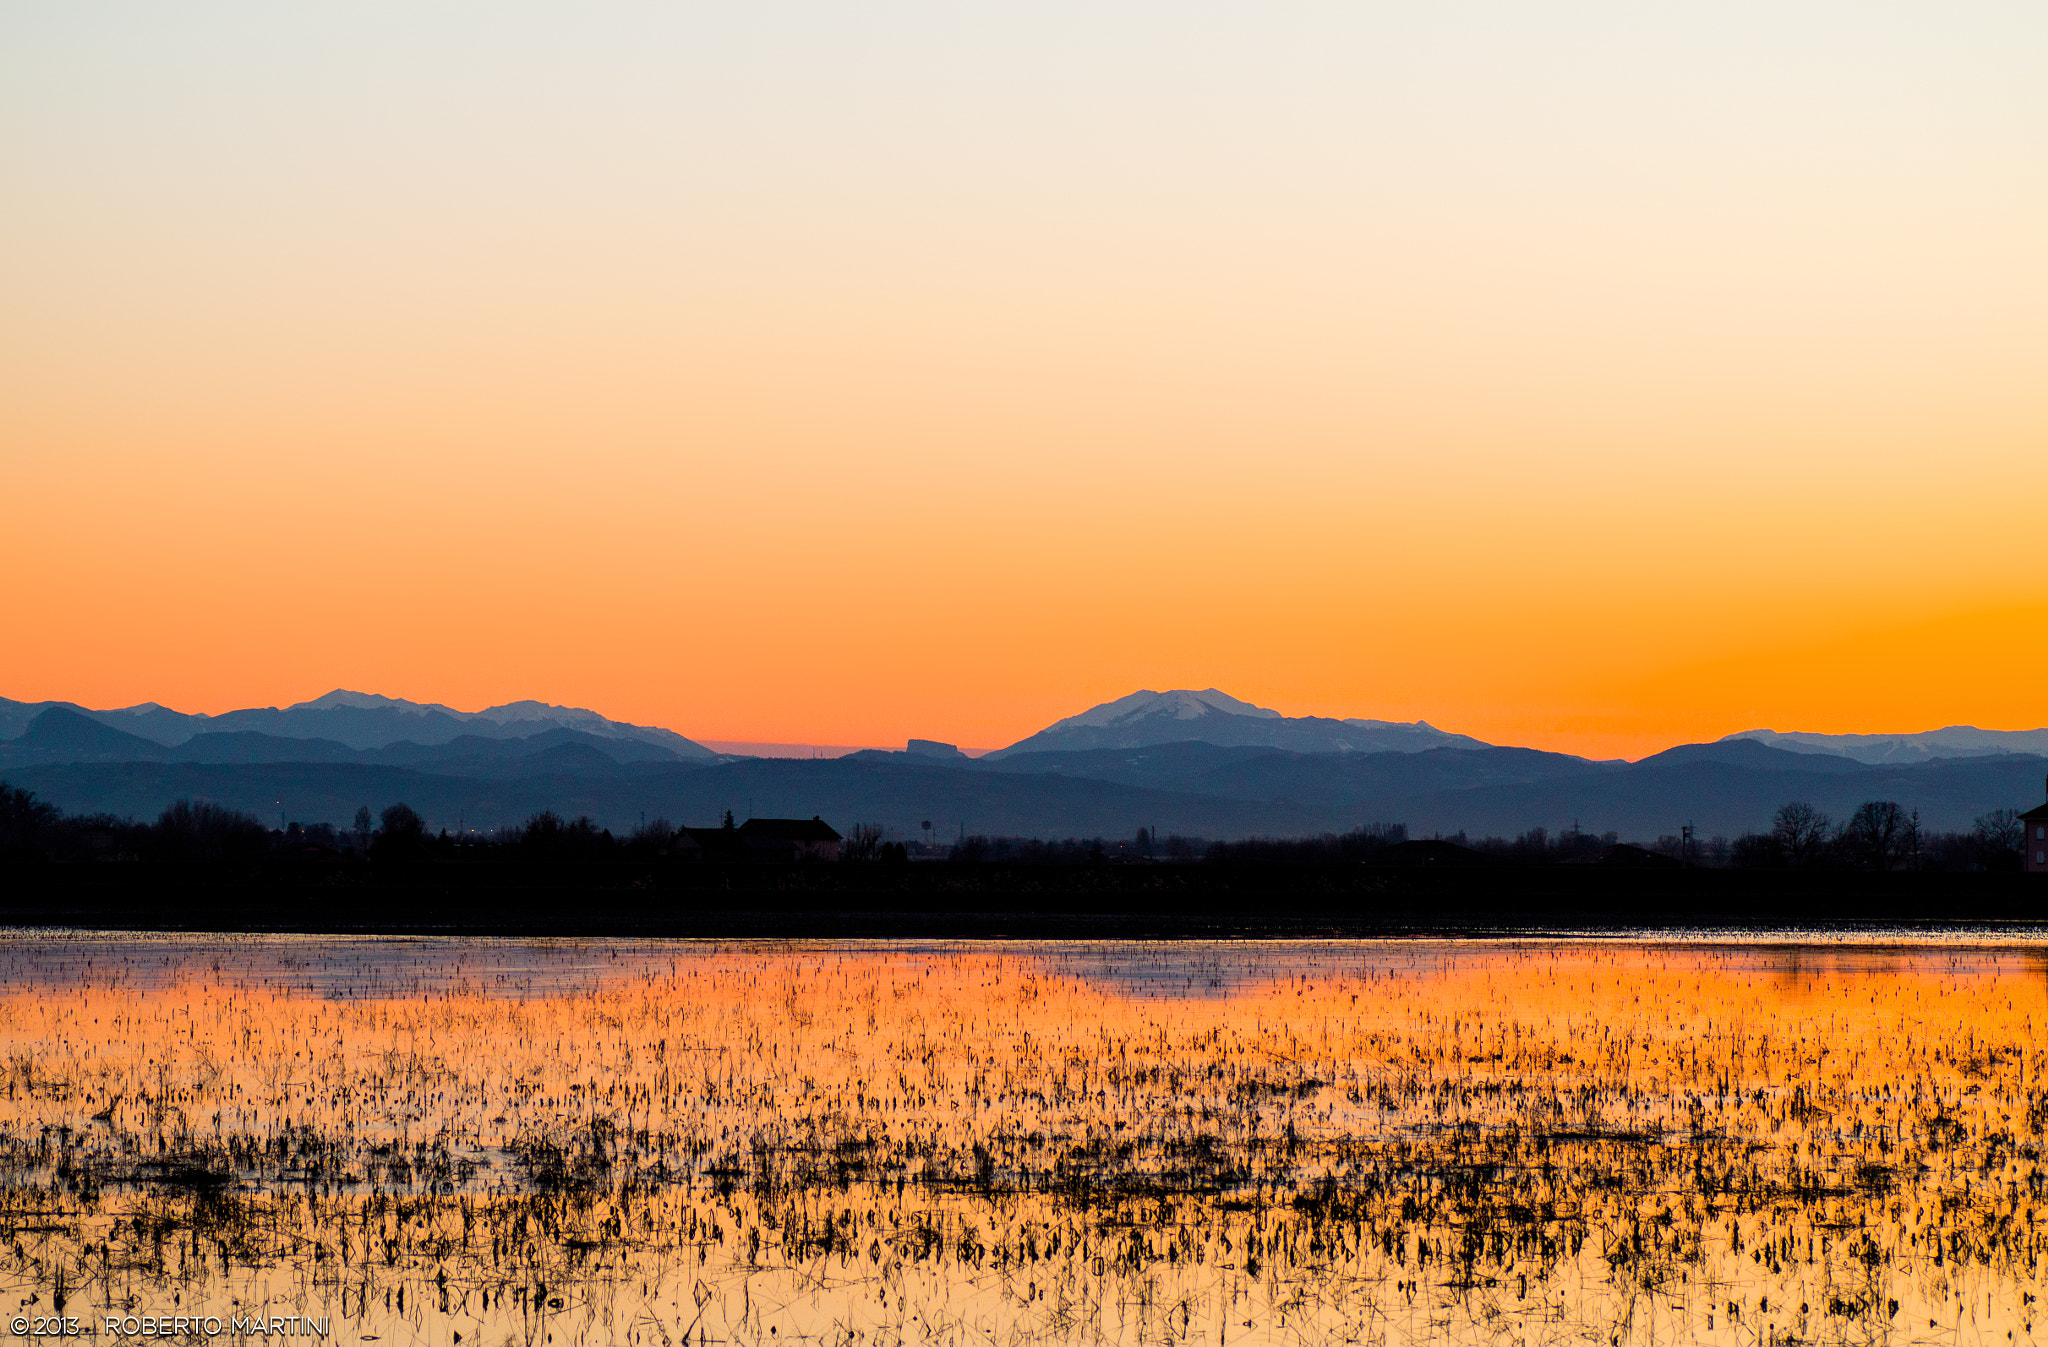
0,938 -> 2042,1345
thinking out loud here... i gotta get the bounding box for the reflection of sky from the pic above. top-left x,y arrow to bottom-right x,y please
1033,933 -> 2048,999
2,929 -> 2044,1002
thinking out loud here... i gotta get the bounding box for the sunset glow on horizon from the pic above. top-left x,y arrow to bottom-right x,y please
5,4 -> 2045,761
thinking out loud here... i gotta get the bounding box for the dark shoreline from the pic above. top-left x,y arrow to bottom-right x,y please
2,860 -> 2042,938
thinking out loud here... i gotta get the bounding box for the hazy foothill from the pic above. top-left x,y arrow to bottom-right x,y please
3,687 -> 2045,879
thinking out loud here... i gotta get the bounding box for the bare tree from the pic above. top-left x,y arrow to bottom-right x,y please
1842,800 -> 1912,870
628,817 -> 675,854
156,799 -> 270,861
1771,802 -> 1832,867
843,822 -> 885,862
1973,808 -> 2023,859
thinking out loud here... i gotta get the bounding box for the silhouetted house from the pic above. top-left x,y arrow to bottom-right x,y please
737,816 -> 842,861
673,826 -> 747,862
1596,842 -> 1683,869
2024,777 -> 2048,873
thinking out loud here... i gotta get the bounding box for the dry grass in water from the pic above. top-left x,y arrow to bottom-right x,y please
0,938 -> 2042,1345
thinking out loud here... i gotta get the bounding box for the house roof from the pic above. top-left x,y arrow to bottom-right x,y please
674,826 -> 746,853
737,816 -> 842,842
2021,802 -> 2048,821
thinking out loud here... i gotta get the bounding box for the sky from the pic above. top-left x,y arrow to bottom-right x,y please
3,3 -> 2044,760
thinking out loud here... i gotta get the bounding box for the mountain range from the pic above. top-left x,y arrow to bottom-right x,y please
4,687 -> 2046,842
1721,726 -> 2048,765
0,690 -> 715,759
985,689 -> 1491,757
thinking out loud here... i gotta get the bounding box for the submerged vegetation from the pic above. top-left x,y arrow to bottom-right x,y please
0,938 -> 2041,1343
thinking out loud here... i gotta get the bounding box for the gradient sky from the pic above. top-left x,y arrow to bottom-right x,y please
4,3 -> 2044,759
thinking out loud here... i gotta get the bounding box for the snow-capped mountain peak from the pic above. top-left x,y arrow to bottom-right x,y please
990,689 -> 1487,758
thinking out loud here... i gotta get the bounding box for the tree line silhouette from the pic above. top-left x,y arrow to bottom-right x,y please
940,801 -> 2026,870
0,780 -> 2028,871
0,786 -> 670,866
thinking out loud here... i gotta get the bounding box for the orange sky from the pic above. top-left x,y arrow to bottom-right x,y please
3,5 -> 2044,760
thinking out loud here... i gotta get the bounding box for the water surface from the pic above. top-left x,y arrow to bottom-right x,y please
0,930 -> 2040,1345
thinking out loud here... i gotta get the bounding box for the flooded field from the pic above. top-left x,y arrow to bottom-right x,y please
0,932 -> 2044,1346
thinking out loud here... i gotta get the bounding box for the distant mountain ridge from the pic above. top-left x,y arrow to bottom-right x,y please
6,685 -> 2047,842
1721,726 -> 2048,765
987,689 -> 1491,758
0,706 -> 703,778
10,734 -> 2046,841
0,689 -> 716,760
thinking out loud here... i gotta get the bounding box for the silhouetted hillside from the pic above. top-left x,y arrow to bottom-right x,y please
1,707 -> 175,765
370,727 -> 684,769
978,738 -> 2047,838
0,700 -> 200,746
1631,739 -> 1870,774
980,741 -> 1618,804
7,740 -> 2044,842
5,757 -> 1323,839
1394,752 -> 2048,839
171,731 -> 363,764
